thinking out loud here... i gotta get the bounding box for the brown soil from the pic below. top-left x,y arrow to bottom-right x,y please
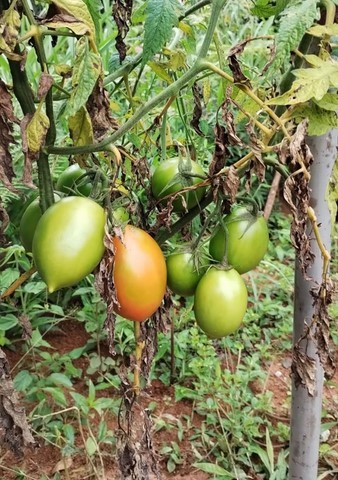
1,319 -> 337,480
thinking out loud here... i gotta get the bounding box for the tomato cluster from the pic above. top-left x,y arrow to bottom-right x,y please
19,161 -> 269,336
165,204 -> 269,338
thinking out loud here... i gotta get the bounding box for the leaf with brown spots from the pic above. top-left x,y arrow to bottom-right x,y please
86,78 -> 119,141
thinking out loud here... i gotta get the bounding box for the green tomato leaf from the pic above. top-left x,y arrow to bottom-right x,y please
85,437 -> 97,456
66,37 -> 101,117
251,0 -> 290,19
143,0 -> 183,65
267,0 -> 319,77
49,373 -> 73,388
192,462 -> 235,477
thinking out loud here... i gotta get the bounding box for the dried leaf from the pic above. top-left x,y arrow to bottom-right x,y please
228,40 -> 252,87
0,80 -> 17,191
95,230 -> 118,355
0,204 -> 10,247
0,349 -> 37,456
190,82 -> 204,136
112,0 -> 133,63
42,14 -> 92,36
221,88 -> 244,147
18,314 -> 32,341
313,282 -> 336,379
291,344 -> 316,396
49,0 -> 96,41
222,166 -> 240,204
281,120 -> 314,274
52,456 -> 73,473
246,121 -> 265,182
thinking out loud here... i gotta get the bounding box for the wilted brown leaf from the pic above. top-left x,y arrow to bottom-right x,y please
190,82 -> 204,136
281,120 -> 314,274
291,344 -> 316,396
228,40 -> 252,86
112,0 -> 133,63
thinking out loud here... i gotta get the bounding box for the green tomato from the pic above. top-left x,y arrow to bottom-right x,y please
166,251 -> 208,297
194,267 -> 248,338
209,206 -> 269,274
56,164 -> 92,196
20,193 -> 61,252
32,196 -> 105,293
151,157 -> 206,212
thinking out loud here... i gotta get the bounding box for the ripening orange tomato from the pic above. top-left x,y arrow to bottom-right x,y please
111,225 -> 167,322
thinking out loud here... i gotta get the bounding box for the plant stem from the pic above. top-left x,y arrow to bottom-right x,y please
47,0 -> 227,156
133,322 -> 143,395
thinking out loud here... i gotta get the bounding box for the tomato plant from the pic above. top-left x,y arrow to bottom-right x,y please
32,196 -> 106,293
111,225 -> 167,322
209,206 -> 269,274
19,193 -> 61,252
166,251 -> 208,297
151,157 -> 206,212
56,164 -> 92,196
194,267 -> 248,338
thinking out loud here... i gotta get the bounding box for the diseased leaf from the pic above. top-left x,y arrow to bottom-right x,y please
69,106 -> 94,154
143,0 -> 183,65
86,77 -> 119,141
0,8 -> 22,61
313,93 -> 338,112
267,58 -> 338,106
66,37 -> 101,117
37,73 -> 54,100
291,104 -> 338,137
43,15 -> 93,36
308,23 -> 338,37
267,0 -> 319,77
51,0 -> 96,42
26,105 -> 50,154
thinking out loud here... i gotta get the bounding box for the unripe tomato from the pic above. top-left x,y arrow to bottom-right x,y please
111,225 -> 167,322
209,206 -> 269,274
151,157 -> 206,212
56,164 -> 92,196
194,267 -> 248,338
166,251 -> 208,297
20,193 -> 61,252
32,196 -> 105,293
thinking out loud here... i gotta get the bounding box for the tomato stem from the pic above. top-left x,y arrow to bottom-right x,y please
133,321 -> 143,396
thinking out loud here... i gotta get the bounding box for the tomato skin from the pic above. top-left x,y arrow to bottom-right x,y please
151,157 -> 206,212
32,196 -> 105,293
56,164 -> 91,196
166,252 -> 208,297
112,225 -> 167,322
194,267 -> 248,338
20,193 -> 60,252
209,207 -> 269,274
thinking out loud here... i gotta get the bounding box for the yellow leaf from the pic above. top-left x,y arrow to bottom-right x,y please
68,106 -> 94,147
178,21 -> 194,37
26,104 -> 50,153
44,20 -> 91,37
51,0 -> 96,42
148,61 -> 173,84
0,8 -> 22,60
